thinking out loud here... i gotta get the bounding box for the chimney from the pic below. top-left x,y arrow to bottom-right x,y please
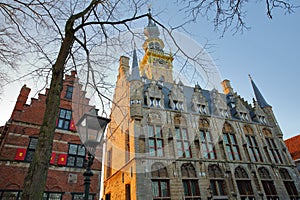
221,79 -> 233,95
118,56 -> 130,78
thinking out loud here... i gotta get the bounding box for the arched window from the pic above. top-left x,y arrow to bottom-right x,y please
199,119 -> 216,160
174,116 -> 191,158
223,122 -> 241,161
208,165 -> 227,197
235,166 -> 254,200
258,167 -> 278,199
279,168 -> 300,199
151,162 -> 170,200
244,125 -> 263,162
262,129 -> 283,164
181,163 -> 201,199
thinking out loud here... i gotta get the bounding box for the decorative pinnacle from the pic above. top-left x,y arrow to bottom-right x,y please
248,74 -> 252,80
148,4 -> 152,14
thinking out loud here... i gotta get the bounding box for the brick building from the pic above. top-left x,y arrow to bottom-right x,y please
0,71 -> 102,199
102,17 -> 300,200
285,135 -> 300,172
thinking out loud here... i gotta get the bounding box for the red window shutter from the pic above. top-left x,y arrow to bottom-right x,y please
50,152 -> 56,164
57,154 -> 67,166
14,148 -> 26,161
69,119 -> 76,131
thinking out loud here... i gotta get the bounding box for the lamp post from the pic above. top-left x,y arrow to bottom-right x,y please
76,108 -> 110,200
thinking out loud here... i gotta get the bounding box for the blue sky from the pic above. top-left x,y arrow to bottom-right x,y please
0,1 -> 299,139
165,1 -> 300,139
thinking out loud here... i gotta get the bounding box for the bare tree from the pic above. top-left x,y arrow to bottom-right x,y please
176,0 -> 297,35
0,0 -> 297,199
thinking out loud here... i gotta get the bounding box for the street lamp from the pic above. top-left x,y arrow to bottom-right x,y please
76,108 -> 110,200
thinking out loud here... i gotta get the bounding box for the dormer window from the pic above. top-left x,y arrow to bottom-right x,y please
136,100 -> 141,104
259,116 -> 267,124
240,112 -> 249,121
130,100 -> 135,105
174,101 -> 184,111
220,109 -> 229,118
150,97 -> 155,107
197,104 -> 207,114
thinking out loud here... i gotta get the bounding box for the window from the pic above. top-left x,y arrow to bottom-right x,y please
279,168 -> 300,199
106,149 -> 112,178
25,137 -> 38,162
197,104 -> 207,114
258,167 -> 278,200
175,127 -> 191,158
72,193 -> 94,200
181,163 -> 201,200
235,166 -> 254,200
0,190 -> 22,199
125,184 -> 131,200
57,108 -> 72,130
43,192 -> 64,200
151,163 -> 170,200
240,112 -> 249,121
148,125 -> 164,157
0,190 -> 64,200
65,85 -> 73,99
223,123 -> 241,161
105,193 -> 111,200
149,97 -> 161,108
208,165 -> 227,197
244,126 -> 263,162
199,130 -> 216,159
66,143 -> 86,168
263,129 -> 283,164
125,132 -> 130,162
173,100 -> 184,111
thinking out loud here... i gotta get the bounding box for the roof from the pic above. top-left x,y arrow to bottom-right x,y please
285,134 -> 300,160
249,75 -> 271,108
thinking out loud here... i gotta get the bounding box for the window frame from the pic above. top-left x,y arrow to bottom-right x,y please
57,108 -> 72,130
223,133 -> 241,161
199,129 -> 216,160
66,143 -> 86,168
25,137 -> 38,163
65,85 -> 73,99
148,125 -> 164,157
175,127 -> 192,158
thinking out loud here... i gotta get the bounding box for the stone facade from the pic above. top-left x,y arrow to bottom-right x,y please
0,71 -> 102,200
102,17 -> 300,200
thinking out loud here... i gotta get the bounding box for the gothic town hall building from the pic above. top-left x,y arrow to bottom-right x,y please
102,18 -> 300,200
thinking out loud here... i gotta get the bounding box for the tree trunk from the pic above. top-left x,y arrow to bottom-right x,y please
21,27 -> 75,200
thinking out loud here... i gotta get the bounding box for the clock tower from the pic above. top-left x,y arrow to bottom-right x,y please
140,15 -> 174,83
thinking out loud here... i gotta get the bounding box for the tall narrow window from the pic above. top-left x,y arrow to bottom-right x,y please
151,162 -> 170,200
66,143 -> 86,168
208,165 -> 227,197
57,108 -> 72,130
198,119 -> 216,160
181,163 -> 201,200
279,168 -> 300,199
106,149 -> 112,178
65,85 -> 73,99
148,125 -> 164,157
263,129 -> 283,164
125,131 -> 130,162
125,184 -> 131,200
223,123 -> 241,161
258,167 -> 278,200
175,127 -> 191,158
244,126 -> 263,162
235,166 -> 254,200
25,137 -> 38,162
